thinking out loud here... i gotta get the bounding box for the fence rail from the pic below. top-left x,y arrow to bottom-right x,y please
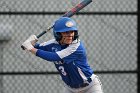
0,0 -> 139,93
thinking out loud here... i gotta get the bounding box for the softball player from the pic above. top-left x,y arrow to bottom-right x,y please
22,17 -> 103,93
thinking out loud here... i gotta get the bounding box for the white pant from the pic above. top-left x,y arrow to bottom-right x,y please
64,74 -> 103,93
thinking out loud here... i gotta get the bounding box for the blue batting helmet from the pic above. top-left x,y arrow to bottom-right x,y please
53,17 -> 78,41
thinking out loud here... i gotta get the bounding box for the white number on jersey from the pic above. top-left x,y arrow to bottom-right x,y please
58,66 -> 67,76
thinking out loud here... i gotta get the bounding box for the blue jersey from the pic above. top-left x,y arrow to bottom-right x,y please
35,39 -> 93,87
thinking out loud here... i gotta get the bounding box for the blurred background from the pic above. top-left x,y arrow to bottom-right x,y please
0,0 -> 139,93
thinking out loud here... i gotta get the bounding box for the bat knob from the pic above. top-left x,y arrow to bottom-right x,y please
21,45 -> 26,50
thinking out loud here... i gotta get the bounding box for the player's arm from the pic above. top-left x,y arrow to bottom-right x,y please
34,43 -> 46,50
22,36 -> 82,62
30,42 -> 82,62
22,35 -> 61,61
30,48 -> 61,61
34,39 -> 57,50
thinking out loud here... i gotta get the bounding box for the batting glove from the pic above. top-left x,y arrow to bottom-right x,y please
22,40 -> 34,50
22,35 -> 38,50
27,35 -> 38,42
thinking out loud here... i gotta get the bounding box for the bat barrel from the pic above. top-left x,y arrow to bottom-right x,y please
63,0 -> 92,17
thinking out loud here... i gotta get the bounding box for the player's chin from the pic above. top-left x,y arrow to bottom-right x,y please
65,42 -> 72,45
65,40 -> 73,44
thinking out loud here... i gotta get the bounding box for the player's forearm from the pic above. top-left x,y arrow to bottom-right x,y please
34,49 -> 61,61
34,43 -> 40,49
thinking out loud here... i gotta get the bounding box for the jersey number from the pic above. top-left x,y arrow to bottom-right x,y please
58,66 -> 67,76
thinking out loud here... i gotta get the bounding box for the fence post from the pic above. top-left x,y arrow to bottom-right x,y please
0,24 -> 12,93
137,0 -> 140,93
0,42 -> 4,93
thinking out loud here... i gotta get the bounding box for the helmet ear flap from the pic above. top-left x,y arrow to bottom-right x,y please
53,32 -> 62,41
74,31 -> 79,40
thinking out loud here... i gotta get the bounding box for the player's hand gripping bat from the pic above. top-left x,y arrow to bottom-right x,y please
21,0 -> 92,50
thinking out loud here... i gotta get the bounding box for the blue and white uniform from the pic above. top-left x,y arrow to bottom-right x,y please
33,17 -> 103,93
35,39 -> 93,87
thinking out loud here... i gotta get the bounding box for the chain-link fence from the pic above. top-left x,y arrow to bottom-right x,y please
0,0 -> 138,93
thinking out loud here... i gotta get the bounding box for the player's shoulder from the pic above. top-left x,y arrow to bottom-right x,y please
68,39 -> 85,51
39,39 -> 58,46
74,39 -> 86,50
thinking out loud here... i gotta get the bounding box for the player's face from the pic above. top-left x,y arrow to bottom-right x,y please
60,31 -> 75,45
